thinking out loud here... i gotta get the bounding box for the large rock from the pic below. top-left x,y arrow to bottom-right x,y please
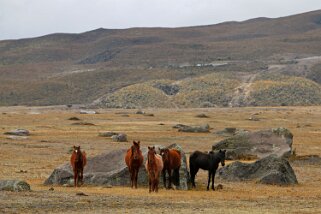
111,133 -> 127,142
44,144 -> 190,190
0,180 -> 31,192
212,127 -> 293,160
4,129 -> 30,136
176,124 -> 210,133
218,155 -> 298,185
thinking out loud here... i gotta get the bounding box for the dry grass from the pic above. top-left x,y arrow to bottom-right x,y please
0,106 -> 321,213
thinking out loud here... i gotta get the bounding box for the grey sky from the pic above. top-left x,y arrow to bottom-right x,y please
1,0 -> 321,40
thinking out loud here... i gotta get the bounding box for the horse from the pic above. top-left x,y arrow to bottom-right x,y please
125,141 -> 144,188
145,146 -> 163,193
189,149 -> 226,190
159,148 -> 181,189
70,146 -> 87,187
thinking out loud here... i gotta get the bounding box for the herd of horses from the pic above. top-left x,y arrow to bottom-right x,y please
70,141 -> 226,192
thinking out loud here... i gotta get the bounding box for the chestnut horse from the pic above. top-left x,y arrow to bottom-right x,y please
145,146 -> 163,193
189,149 -> 226,190
159,148 -> 181,189
125,141 -> 144,188
70,146 -> 87,187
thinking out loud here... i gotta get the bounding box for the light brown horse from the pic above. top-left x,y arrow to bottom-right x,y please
145,146 -> 163,193
70,146 -> 87,187
159,148 -> 181,189
125,141 -> 144,188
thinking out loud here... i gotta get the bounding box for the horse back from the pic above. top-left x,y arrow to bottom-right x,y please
169,149 -> 181,168
155,154 -> 163,172
189,150 -> 211,170
70,152 -> 76,169
125,149 -> 131,167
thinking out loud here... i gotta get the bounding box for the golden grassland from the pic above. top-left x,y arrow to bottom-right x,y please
0,106 -> 321,213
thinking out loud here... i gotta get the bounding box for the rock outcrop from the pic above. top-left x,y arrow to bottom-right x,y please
175,124 -> 210,133
45,144 -> 190,190
0,180 -> 31,192
218,155 -> 298,185
212,127 -> 293,160
4,129 -> 30,136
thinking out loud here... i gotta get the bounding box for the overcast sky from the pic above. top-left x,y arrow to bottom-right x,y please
1,0 -> 321,40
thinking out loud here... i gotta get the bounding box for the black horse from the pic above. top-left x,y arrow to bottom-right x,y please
189,149 -> 226,190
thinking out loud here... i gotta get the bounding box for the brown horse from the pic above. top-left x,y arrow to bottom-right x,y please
70,146 -> 87,187
159,148 -> 181,189
145,146 -> 163,193
125,141 -> 144,188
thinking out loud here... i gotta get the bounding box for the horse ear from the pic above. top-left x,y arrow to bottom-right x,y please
137,141 -> 140,145
152,146 -> 155,149
223,150 -> 226,153
148,146 -> 151,149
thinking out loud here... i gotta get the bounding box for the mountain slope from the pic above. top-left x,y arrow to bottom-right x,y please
1,10 -> 321,107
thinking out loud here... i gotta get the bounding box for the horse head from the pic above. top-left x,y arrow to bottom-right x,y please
218,149 -> 226,166
73,145 -> 82,161
131,141 -> 141,160
147,146 -> 156,164
159,148 -> 170,163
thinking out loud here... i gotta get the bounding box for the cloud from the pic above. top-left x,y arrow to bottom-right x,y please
0,0 -> 321,40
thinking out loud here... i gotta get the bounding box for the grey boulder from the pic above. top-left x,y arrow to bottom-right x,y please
44,144 -> 190,190
218,155 -> 298,185
212,127 -> 293,160
0,180 -> 31,192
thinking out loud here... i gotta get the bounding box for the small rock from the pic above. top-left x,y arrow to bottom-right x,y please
103,184 -> 113,188
4,129 -> 30,136
143,113 -> 154,117
80,110 -> 97,114
248,117 -> 260,121
0,180 -> 31,192
49,187 -> 54,191
136,110 -> 145,114
76,192 -> 88,196
195,113 -> 209,118
111,133 -> 127,142
216,184 -> 223,190
99,131 -> 119,137
178,124 -> 210,133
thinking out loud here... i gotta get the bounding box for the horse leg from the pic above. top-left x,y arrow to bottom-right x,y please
155,178 -> 159,193
190,167 -> 198,188
168,169 -> 172,189
207,171 -> 211,191
130,170 -> 134,188
174,168 -> 180,186
73,170 -> 77,187
162,169 -> 166,189
134,168 -> 138,189
149,177 -> 152,193
211,170 -> 215,190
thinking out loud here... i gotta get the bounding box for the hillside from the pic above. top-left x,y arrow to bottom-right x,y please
1,10 -> 321,107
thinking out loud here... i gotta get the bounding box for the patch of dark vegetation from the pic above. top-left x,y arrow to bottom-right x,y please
78,49 -> 121,64
68,117 -> 80,121
307,63 -> 321,84
153,83 -> 180,95
71,122 -> 95,126
195,113 -> 209,118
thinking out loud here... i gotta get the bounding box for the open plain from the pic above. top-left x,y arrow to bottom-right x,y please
0,106 -> 321,213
